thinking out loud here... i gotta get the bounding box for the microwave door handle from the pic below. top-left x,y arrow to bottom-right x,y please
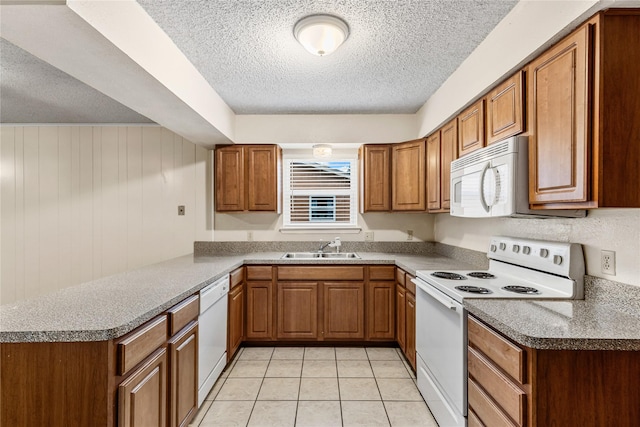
479,163 -> 490,213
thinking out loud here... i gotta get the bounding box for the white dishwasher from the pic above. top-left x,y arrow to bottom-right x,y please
198,276 -> 229,406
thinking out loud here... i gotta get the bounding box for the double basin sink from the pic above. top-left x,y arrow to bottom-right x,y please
282,252 -> 360,259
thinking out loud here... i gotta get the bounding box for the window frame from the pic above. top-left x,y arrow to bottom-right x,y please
282,158 -> 358,230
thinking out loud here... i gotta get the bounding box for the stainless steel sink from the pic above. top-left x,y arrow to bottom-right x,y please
281,252 -> 360,259
320,252 -> 360,259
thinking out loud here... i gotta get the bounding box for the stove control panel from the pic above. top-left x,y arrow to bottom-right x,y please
488,236 -> 584,279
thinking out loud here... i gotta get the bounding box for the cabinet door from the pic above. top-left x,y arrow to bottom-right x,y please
118,348 -> 168,427
486,71 -> 525,145
392,139 -> 426,211
396,284 -> 406,353
227,284 -> 244,360
246,145 -> 280,211
405,292 -> 416,371
215,146 -> 245,211
366,281 -> 395,340
528,25 -> 590,204
168,321 -> 198,427
277,283 -> 318,339
323,282 -> 365,340
246,281 -> 273,339
360,145 -> 391,212
426,132 -> 441,211
440,118 -> 458,210
458,99 -> 485,157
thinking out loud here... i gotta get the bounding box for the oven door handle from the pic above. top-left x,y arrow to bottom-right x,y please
412,278 -> 458,311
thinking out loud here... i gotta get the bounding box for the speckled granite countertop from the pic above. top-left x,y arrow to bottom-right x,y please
465,276 -> 640,351
0,251 -> 472,343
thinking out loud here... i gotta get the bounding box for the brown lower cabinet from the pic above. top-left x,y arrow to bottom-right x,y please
0,294 -> 200,427
469,314 -> 640,426
324,282 -> 365,339
277,282 -> 319,339
395,267 -> 416,370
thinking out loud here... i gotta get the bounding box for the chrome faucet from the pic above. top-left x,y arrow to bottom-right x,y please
318,237 -> 341,253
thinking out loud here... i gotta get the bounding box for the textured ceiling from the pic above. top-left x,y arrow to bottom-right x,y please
0,38 -> 153,124
138,0 -> 518,114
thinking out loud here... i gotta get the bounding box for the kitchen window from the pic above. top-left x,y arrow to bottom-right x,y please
283,159 -> 358,229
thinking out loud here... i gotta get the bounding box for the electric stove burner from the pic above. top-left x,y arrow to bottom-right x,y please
502,285 -> 540,294
455,285 -> 492,294
431,272 -> 467,280
467,272 -> 496,279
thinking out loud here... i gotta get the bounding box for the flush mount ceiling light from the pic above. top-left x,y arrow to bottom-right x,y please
294,14 -> 349,56
312,144 -> 332,158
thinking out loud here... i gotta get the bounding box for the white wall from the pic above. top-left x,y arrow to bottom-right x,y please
214,211 -> 435,243
434,210 -> 640,286
0,125 -> 212,304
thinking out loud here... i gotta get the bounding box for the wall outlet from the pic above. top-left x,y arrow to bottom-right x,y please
364,231 -> 374,242
601,250 -> 616,275
247,231 -> 254,242
178,205 -> 185,216
407,230 -> 414,241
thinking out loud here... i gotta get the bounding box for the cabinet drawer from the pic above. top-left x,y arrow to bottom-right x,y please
117,315 -> 167,376
468,347 -> 525,426
405,274 -> 416,294
277,266 -> 364,281
468,408 -> 485,427
246,266 -> 273,280
369,266 -> 395,281
469,378 -> 518,427
468,316 -> 525,383
230,267 -> 244,288
167,295 -> 199,337
395,268 -> 406,286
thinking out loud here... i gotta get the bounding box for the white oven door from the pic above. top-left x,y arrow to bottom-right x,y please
414,278 -> 467,427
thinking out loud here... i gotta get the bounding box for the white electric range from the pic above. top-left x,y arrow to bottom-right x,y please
413,236 -> 584,427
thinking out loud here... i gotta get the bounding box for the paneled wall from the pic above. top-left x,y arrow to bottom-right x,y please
0,126 -> 212,305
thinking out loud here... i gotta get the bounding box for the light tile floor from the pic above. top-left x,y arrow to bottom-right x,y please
191,346 -> 438,427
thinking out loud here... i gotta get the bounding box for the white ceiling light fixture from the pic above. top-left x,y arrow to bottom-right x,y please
294,14 -> 349,57
312,144 -> 333,158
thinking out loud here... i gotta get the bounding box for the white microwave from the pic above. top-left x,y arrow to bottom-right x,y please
450,136 -> 585,218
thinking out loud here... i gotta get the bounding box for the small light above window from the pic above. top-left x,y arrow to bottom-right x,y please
312,144 -> 332,158
294,14 -> 349,56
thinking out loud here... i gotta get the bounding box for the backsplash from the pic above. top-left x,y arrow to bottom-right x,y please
194,241 -> 489,269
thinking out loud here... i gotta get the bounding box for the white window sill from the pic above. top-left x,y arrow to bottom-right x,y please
280,227 -> 362,234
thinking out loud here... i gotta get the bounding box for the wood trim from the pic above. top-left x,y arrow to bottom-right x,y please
277,266 -> 364,281
167,294 -> 199,337
426,131 -> 441,211
116,315 -> 167,376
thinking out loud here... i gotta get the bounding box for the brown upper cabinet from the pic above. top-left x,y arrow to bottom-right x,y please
528,10 -> 640,209
486,71 -> 525,145
427,118 -> 458,212
391,139 -> 426,211
458,99 -> 485,157
359,144 -> 391,212
215,144 -> 281,212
